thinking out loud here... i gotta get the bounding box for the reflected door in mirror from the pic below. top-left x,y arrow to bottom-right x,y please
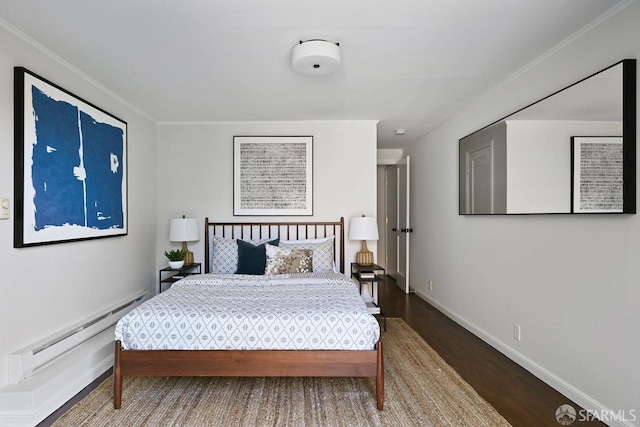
459,124 -> 507,214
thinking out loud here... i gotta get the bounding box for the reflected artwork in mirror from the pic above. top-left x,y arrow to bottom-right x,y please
459,59 -> 636,215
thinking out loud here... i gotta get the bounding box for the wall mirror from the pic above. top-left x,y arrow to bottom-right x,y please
459,59 -> 636,215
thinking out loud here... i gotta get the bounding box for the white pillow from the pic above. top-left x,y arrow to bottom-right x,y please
210,236 -> 275,274
279,236 -> 335,273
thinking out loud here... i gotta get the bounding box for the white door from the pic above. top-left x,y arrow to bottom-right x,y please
465,141 -> 494,214
385,166 -> 398,276
384,157 -> 411,294
397,156 -> 410,294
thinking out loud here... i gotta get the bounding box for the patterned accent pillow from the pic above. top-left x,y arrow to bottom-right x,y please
265,244 -> 313,275
279,236 -> 334,273
210,236 -> 275,274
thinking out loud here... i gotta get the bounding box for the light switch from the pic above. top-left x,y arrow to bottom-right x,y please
0,198 -> 9,219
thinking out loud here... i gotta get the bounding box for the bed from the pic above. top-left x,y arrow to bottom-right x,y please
113,217 -> 384,410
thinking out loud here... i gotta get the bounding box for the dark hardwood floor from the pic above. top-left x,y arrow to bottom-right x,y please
40,277 -> 604,426
382,277 -> 605,426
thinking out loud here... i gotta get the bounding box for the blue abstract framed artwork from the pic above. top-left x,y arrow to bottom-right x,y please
14,67 -> 127,247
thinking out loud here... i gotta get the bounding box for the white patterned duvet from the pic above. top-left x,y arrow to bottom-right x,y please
115,272 -> 380,351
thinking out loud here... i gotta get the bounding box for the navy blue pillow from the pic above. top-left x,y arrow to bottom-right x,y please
236,239 -> 279,275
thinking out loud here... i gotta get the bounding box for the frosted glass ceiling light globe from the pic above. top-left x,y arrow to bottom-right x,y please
292,39 -> 341,76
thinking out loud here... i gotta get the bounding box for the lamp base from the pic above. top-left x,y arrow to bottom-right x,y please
355,241 -> 374,266
182,241 -> 194,265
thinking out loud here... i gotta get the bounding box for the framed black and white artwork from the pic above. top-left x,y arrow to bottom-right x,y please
571,136 -> 623,213
14,67 -> 128,247
233,136 -> 313,216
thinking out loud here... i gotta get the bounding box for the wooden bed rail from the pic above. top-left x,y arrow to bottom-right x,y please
114,340 -> 384,410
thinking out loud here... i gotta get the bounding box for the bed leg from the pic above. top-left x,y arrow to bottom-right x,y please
113,341 -> 122,409
376,340 -> 384,410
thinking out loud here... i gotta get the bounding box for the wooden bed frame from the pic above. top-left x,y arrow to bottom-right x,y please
114,217 -> 384,410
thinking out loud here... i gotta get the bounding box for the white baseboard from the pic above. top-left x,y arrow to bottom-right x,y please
415,290 -> 635,427
0,327 -> 114,427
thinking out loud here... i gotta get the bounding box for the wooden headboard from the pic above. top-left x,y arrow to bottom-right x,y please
204,217 -> 345,274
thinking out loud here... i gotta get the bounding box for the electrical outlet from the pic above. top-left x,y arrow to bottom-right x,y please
428,280 -> 433,290
514,324 -> 521,341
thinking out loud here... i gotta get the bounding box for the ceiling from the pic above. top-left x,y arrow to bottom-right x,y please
0,0 -> 628,148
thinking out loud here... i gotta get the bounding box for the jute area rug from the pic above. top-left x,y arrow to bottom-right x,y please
53,319 -> 511,427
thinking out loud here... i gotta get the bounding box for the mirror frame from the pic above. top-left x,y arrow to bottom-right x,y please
459,59 -> 636,215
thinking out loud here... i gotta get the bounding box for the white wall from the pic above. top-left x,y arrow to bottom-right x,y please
155,121 -> 378,273
0,23 -> 157,392
406,3 -> 640,422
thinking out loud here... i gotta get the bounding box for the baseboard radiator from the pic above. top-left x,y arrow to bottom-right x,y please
8,292 -> 147,384
0,292 -> 147,427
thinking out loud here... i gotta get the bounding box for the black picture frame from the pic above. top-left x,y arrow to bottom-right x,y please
571,136 -> 623,213
233,136 -> 313,216
14,67 -> 128,247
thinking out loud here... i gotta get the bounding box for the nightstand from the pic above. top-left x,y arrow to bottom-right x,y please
158,262 -> 201,294
351,263 -> 386,331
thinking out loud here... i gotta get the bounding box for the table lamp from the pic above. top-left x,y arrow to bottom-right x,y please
348,215 -> 379,266
169,215 -> 199,265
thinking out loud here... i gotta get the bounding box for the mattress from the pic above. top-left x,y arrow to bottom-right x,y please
115,272 -> 380,351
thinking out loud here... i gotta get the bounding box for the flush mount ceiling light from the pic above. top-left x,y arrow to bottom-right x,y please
292,39 -> 341,76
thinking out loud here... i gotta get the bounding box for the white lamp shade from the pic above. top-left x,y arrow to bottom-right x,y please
348,216 -> 379,241
169,217 -> 199,242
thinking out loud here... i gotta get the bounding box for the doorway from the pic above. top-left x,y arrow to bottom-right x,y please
379,155 -> 411,294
